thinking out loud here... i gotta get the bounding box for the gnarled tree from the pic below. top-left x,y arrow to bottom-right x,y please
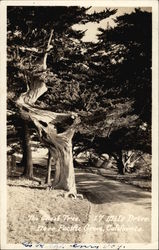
16,29 -> 80,196
7,6 -> 117,193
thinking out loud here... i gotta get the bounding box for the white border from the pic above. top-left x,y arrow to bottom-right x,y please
0,1 -> 158,249
151,0 -> 159,247
0,0 -> 158,7
0,2 -> 7,250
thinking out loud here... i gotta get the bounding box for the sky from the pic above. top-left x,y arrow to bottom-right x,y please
72,7 -> 152,43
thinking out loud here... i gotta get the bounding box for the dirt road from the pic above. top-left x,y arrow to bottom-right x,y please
7,167 -> 151,244
76,171 -> 151,244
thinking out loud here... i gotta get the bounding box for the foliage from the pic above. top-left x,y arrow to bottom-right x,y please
7,7 -> 152,175
97,8 -> 152,123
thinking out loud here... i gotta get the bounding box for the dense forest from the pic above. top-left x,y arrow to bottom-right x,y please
7,7 -> 152,197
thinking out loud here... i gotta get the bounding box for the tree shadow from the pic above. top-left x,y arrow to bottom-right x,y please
76,172 -> 151,205
8,163 -> 55,181
8,183 -> 46,190
8,165 -> 151,206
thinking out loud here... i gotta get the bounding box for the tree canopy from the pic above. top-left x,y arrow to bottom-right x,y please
7,7 -> 152,180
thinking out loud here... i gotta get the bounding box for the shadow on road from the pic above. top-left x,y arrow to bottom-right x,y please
76,172 -> 151,205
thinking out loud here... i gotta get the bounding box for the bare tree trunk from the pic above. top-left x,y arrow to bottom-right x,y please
16,28 -> 79,195
117,158 -> 125,175
21,120 -> 33,177
52,157 -> 61,187
51,131 -> 76,194
113,150 -> 125,175
40,123 -> 77,195
45,150 -> 53,185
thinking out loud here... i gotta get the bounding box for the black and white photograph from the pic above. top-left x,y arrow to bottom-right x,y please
0,0 -> 158,249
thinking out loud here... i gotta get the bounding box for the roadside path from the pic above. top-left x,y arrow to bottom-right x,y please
75,172 -> 151,243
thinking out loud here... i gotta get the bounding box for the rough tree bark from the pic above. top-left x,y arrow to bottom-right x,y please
21,120 -> 33,177
113,150 -> 141,175
16,29 -> 79,196
123,150 -> 141,173
113,150 -> 125,175
117,151 -> 125,175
